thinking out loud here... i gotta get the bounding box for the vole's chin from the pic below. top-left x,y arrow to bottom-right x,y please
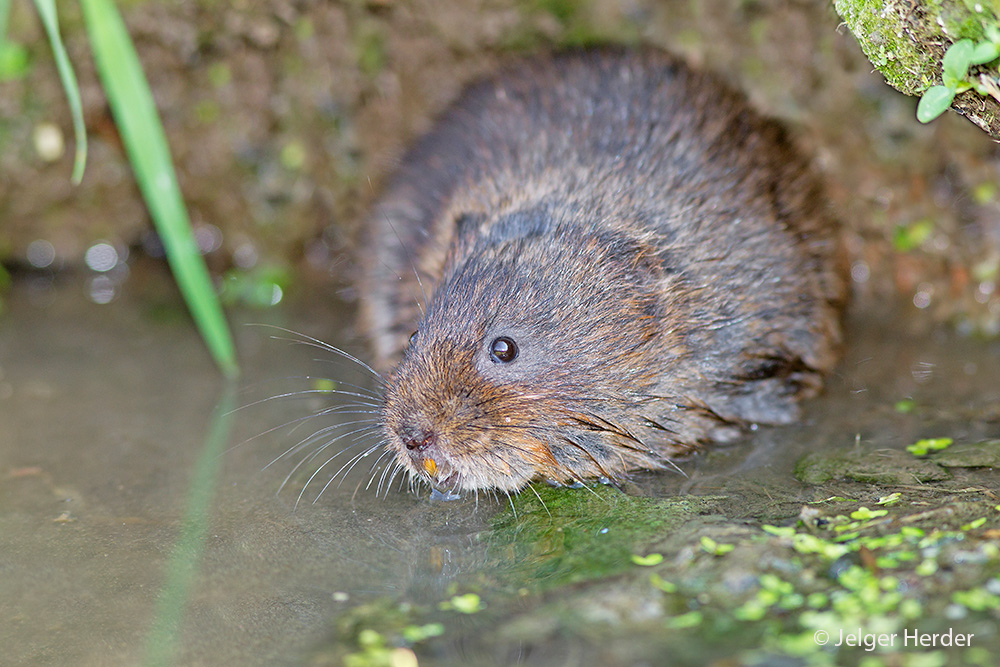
397,447 -> 538,495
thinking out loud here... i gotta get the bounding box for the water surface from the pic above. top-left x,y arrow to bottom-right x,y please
2,274 -> 998,665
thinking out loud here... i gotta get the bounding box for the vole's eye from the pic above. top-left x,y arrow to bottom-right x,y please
489,336 -> 518,363
408,331 -> 418,346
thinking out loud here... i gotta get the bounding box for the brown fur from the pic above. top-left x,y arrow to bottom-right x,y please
358,48 -> 847,493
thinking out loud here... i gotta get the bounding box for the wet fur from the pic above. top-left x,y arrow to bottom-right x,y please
358,48 -> 847,494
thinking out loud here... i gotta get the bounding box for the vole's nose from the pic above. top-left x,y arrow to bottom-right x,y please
401,426 -> 437,452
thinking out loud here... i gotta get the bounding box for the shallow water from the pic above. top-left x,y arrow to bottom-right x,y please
2,273 -> 998,666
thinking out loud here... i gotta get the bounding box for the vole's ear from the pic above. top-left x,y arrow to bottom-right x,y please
454,212 -> 487,244
440,212 -> 488,265
456,205 -> 560,248
485,205 -> 554,243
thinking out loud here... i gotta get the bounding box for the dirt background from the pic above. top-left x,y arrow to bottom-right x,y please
2,0 -> 999,332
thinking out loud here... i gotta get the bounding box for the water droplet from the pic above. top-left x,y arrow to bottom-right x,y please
87,275 -> 117,304
233,242 -> 258,269
84,242 -> 119,273
850,261 -> 870,284
32,123 -> 65,162
26,240 -> 56,269
194,225 -> 223,254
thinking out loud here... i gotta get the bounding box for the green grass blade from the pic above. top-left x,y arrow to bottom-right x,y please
81,0 -> 239,379
31,0 -> 87,182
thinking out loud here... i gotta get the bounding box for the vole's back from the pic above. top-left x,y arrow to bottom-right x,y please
360,49 -> 846,490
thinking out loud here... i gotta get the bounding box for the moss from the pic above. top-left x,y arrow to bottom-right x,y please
487,485 -> 723,590
795,447 -> 951,485
534,0 -> 584,25
929,440 -> 1000,468
505,0 -> 641,51
353,21 -> 386,79
836,0 -> 1000,94
834,0 -> 939,94
837,0 -> 1000,137
939,0 -> 1000,40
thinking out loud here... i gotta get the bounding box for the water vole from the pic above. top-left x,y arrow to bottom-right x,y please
358,48 -> 846,494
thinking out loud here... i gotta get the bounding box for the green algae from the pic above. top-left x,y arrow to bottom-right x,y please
486,485 -> 722,590
315,477 -> 1000,666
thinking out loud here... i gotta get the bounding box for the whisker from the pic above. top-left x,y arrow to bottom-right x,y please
235,388 -> 382,417
526,483 -> 551,517
294,370 -> 385,402
267,420 -> 383,469
281,407 -> 382,440
247,324 -> 386,387
503,488 -> 517,519
299,442 -> 384,507
278,438 -> 356,496
662,457 -> 686,476
225,389 -> 381,462
381,461 -> 407,498
276,426 -> 382,499
383,213 -> 429,317
376,458 -> 400,497
364,448 -> 398,491
330,441 -> 388,487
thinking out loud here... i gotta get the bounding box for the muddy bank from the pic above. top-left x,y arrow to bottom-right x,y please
2,0 -> 1000,332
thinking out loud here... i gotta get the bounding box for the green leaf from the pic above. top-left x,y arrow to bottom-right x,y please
849,507 -> 887,521
986,25 -> 1000,47
666,611 -> 703,628
906,437 -> 953,456
440,593 -> 484,614
942,39 -> 974,83
401,623 -> 445,643
630,552 -> 664,566
0,39 -> 30,80
892,219 -> 934,251
32,0 -> 87,182
876,493 -> 902,505
81,0 -> 239,378
916,85 -> 956,123
970,41 -> 1000,65
649,573 -> 677,593
1,0 -> 31,82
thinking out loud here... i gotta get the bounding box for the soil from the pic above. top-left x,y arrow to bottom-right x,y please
2,0 -> 1000,333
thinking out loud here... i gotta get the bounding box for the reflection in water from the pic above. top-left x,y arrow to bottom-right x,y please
1,278 -> 998,665
144,384 -> 236,667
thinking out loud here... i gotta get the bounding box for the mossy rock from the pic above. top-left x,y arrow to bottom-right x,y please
931,440 -> 1000,468
835,0 -> 1000,138
795,447 -> 950,485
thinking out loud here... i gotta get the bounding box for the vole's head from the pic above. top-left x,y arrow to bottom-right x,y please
381,210 -> 689,494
